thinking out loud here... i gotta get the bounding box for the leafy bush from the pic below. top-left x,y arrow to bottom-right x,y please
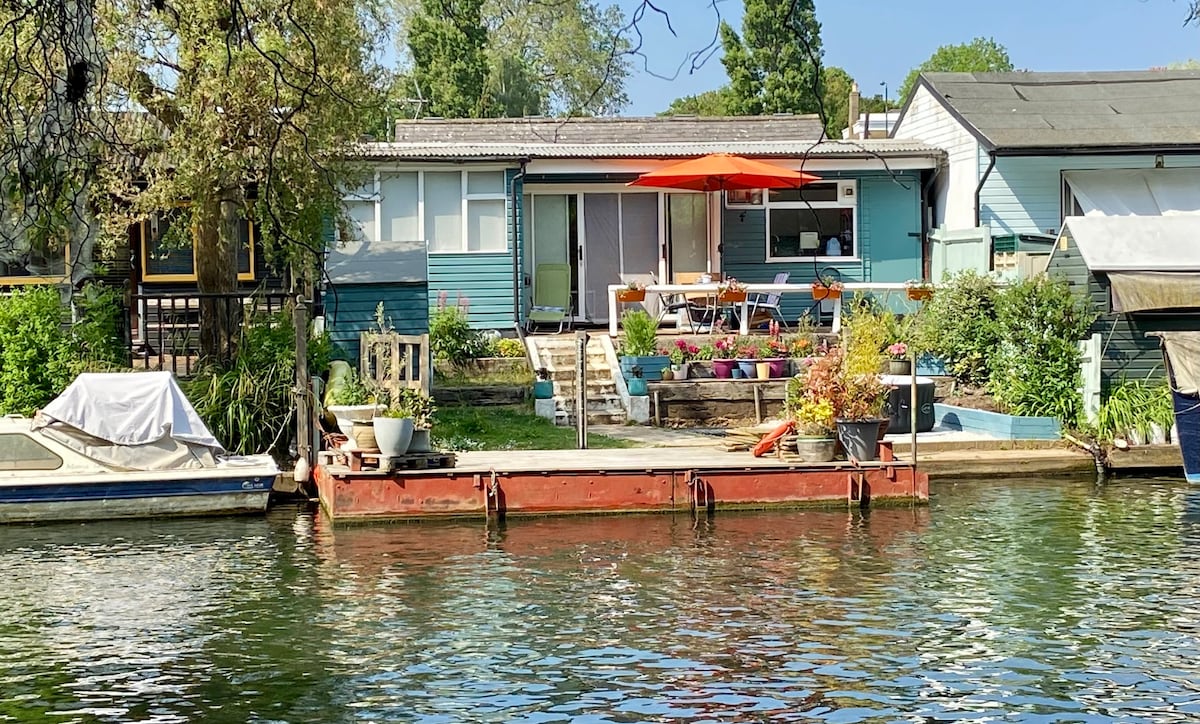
429,304 -> 490,366
1095,377 -> 1175,442
186,312 -> 332,456
987,275 -> 1097,426
914,270 -> 999,386
618,309 -> 658,357
491,337 -> 526,358
0,284 -> 128,416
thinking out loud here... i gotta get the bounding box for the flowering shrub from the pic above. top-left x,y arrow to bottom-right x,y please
905,279 -> 934,291
765,337 -> 790,358
667,338 -> 701,364
887,342 -> 908,360
714,335 -> 738,359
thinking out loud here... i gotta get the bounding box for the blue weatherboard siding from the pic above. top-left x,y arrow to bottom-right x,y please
721,170 -> 922,322
325,282 -> 429,362
427,167 -> 522,330
978,152 -> 1200,235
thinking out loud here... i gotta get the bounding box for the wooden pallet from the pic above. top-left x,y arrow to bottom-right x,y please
318,449 -> 457,472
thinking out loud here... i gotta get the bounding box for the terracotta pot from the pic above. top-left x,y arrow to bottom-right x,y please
812,284 -> 842,301
906,288 -> 933,302
616,289 -> 646,303
718,290 -> 747,303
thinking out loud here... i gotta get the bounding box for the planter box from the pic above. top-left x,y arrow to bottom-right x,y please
934,403 -> 1061,440
616,289 -> 646,303
620,354 -> 670,382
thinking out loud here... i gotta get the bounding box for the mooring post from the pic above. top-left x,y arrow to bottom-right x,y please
293,283 -> 313,492
576,330 -> 589,449
910,351 -> 918,471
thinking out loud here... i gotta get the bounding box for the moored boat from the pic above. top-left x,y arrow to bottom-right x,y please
0,372 -> 279,523
1156,333 -> 1200,483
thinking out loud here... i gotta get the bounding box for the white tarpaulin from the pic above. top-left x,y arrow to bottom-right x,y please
1065,168 -> 1200,217
32,372 -> 225,470
1060,216 -> 1200,272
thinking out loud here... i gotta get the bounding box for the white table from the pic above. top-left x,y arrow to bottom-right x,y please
607,282 -> 916,336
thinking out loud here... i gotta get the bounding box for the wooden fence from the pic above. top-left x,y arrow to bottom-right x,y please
360,331 -> 431,400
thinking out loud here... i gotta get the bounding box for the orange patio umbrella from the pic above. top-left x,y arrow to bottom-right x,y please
627,152 -> 821,191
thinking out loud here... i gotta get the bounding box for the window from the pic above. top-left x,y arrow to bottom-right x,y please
0,244 -> 69,285
725,189 -> 763,207
425,172 -> 464,253
765,181 -> 857,261
142,208 -> 255,282
423,170 -> 508,253
0,434 -> 62,471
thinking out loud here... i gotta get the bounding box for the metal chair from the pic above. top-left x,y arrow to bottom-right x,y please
746,271 -> 791,331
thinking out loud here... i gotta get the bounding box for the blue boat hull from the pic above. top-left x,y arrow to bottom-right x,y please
1173,387 -> 1200,484
0,474 -> 275,523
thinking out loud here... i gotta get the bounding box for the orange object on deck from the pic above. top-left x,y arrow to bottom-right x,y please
752,420 -> 795,457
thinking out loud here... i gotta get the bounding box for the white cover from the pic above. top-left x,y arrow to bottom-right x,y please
1060,216 -> 1200,272
1065,168 -> 1200,217
35,372 -> 224,452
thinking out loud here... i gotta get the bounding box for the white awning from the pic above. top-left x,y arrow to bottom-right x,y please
1065,168 -> 1200,216
1060,215 -> 1200,272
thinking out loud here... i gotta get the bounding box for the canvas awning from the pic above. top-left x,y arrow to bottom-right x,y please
1159,332 -> 1200,396
1064,168 -> 1200,216
1060,215 -> 1200,312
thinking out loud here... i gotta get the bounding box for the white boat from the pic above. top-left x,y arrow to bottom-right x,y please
0,372 -> 279,523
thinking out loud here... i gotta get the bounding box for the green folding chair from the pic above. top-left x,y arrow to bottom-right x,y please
525,263 -> 572,334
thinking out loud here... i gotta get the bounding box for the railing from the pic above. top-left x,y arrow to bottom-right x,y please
130,290 -> 291,376
606,282 -> 924,336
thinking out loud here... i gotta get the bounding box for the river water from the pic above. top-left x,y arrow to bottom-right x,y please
2,477 -> 1200,722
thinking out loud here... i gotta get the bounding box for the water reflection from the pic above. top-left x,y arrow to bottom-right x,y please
1,481 -> 1199,722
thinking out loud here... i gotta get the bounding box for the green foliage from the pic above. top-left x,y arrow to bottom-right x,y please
408,0 -> 492,117
914,270 -> 1000,386
432,404 -> 632,451
986,275 -> 1097,427
1095,377 -> 1175,442
719,0 -> 823,116
898,37 -> 1013,103
391,387 -> 437,428
841,295 -> 889,378
429,305 -> 490,366
70,283 -> 128,369
490,337 -> 526,358
618,310 -> 659,357
185,313 -> 332,456
661,88 -> 733,116
328,370 -> 373,406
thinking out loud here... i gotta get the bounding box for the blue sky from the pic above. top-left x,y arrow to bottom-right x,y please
618,0 -> 1200,115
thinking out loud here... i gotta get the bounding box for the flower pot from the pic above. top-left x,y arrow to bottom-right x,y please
906,288 -> 933,302
628,377 -> 648,396
373,416 -> 414,456
731,368 -> 745,379
718,290 -> 747,303
765,357 -> 788,378
349,421 -> 379,452
889,359 -> 912,376
533,379 -> 555,399
755,361 -> 771,380
408,427 -> 432,453
712,358 -> 736,379
616,289 -> 646,303
661,368 -> 675,381
329,404 -> 385,436
794,437 -> 836,463
620,355 -> 670,382
689,361 -> 713,379
836,418 -> 883,462
812,284 -> 841,301
737,359 -> 757,378
671,362 -> 690,380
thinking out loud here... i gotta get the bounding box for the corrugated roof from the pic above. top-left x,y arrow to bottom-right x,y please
392,115 -> 825,145
916,70 -> 1200,151
353,138 -> 942,161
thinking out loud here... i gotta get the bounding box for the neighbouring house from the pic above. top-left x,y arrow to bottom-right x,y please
891,70 -> 1200,278
332,115 -> 944,342
1046,216 -> 1200,394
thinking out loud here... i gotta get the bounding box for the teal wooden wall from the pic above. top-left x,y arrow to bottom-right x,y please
1045,235 -> 1200,392
427,167 -> 521,330
721,170 -> 923,321
979,153 -> 1200,235
324,282 -> 429,363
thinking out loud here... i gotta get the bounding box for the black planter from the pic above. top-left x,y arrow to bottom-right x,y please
835,418 -> 884,461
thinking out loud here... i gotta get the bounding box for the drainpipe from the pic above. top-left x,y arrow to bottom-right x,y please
973,151 -> 996,228
510,159 -> 529,329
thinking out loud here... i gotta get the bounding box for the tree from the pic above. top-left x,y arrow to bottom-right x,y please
1,0 -> 387,358
898,37 -> 1013,104
407,0 -> 493,118
660,88 -> 732,116
720,0 -> 823,116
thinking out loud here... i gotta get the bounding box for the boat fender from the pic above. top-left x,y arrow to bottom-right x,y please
294,456 -> 311,483
752,421 -> 794,458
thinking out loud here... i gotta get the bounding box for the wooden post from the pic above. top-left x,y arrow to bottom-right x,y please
753,384 -> 763,423
294,285 -> 313,489
576,331 -> 589,449
910,351 -> 918,470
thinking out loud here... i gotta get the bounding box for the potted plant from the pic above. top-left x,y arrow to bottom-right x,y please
785,357 -> 839,462
618,309 -> 670,381
712,335 -> 738,379
668,338 -> 700,379
887,342 -> 911,376
372,405 -> 414,457
764,337 -> 790,378
394,388 -> 437,452
811,275 -> 844,301
717,277 -> 748,303
533,367 -> 554,400
834,371 -> 892,462
627,365 -> 648,396
905,279 -> 934,302
690,342 -> 716,378
735,339 -> 762,379
616,279 -> 647,303
327,369 -> 383,437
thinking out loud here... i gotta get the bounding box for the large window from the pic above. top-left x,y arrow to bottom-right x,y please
0,244 -> 68,285
765,181 -> 857,262
0,434 -> 62,471
142,209 -> 254,282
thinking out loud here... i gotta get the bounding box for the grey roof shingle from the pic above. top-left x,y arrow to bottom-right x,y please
391,115 -> 826,145
914,70 -> 1200,151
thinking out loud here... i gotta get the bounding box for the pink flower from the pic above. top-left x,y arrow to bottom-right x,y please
887,342 -> 908,357
688,344 -> 700,355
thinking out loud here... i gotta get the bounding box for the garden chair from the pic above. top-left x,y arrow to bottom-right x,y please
658,271 -> 719,333
746,271 -> 791,331
525,263 -> 572,334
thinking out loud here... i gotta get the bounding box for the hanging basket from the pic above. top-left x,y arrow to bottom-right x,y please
906,288 -> 933,302
616,289 -> 646,303
718,290 -> 747,303
812,283 -> 841,301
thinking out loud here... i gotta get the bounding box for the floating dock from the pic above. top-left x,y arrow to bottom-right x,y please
315,443 -> 928,522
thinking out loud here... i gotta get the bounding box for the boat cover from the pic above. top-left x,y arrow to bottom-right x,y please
32,372 -> 225,471
1161,332 -> 1200,397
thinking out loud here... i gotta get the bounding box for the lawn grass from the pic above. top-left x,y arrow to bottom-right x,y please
433,404 -> 634,451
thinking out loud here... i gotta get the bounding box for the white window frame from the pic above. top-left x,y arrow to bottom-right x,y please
461,170 -> 509,254
764,180 -> 858,263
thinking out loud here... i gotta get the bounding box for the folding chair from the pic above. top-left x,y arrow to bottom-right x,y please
659,272 -> 719,333
525,263 -> 572,334
747,271 -> 791,331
